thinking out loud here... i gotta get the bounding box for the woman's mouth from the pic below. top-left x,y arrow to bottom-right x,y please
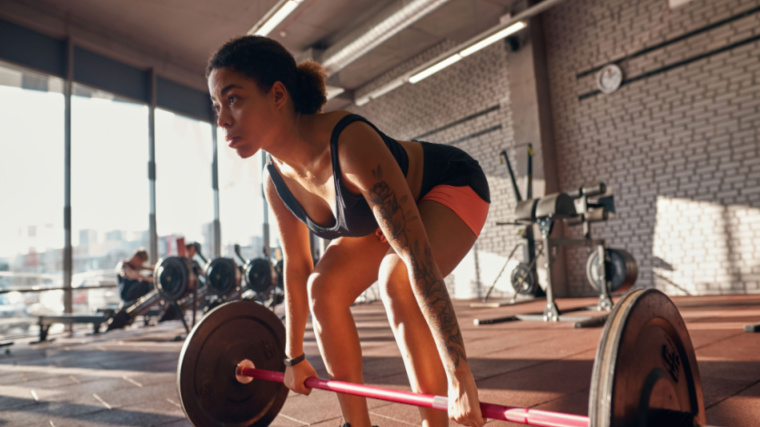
227,136 -> 241,148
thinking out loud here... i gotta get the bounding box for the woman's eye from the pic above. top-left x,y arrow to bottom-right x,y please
228,95 -> 237,105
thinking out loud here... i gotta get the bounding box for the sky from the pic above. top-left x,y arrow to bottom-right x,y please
0,80 -> 269,261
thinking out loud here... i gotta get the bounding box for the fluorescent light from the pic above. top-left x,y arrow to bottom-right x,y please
460,21 -> 526,57
250,0 -> 301,37
368,79 -> 404,99
355,95 -> 371,107
408,54 -> 462,84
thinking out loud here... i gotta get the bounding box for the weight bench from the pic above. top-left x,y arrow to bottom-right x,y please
34,314 -> 107,343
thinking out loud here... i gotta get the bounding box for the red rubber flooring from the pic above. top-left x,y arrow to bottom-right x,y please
0,293 -> 757,426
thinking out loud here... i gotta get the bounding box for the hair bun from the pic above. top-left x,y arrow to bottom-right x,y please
295,61 -> 327,114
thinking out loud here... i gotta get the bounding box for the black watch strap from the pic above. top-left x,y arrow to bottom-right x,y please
283,353 -> 306,366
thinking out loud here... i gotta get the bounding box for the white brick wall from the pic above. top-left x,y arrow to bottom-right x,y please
348,0 -> 760,298
545,0 -> 760,295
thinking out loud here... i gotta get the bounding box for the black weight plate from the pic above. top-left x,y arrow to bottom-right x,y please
178,300 -> 288,426
245,258 -> 273,294
586,248 -> 638,293
206,257 -> 241,296
510,262 -> 536,295
589,289 -> 705,427
155,257 -> 194,302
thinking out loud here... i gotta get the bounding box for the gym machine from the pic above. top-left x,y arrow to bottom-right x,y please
202,244 -> 283,314
106,256 -> 199,332
475,182 -> 638,327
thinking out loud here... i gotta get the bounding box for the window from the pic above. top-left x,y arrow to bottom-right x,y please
155,110 -> 215,258
0,62 -> 64,336
71,83 -> 150,313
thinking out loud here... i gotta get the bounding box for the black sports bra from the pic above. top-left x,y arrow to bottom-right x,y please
266,114 -> 409,240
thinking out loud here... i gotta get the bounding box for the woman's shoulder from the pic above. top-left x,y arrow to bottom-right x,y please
319,110 -> 360,129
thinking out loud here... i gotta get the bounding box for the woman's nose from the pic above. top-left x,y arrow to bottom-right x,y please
217,108 -> 231,128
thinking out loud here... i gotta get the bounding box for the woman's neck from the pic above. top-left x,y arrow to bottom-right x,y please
266,112 -> 327,174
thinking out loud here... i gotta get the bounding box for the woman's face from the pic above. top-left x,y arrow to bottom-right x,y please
208,67 -> 276,159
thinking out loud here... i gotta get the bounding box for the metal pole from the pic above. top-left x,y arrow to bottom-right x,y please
148,69 -> 158,264
211,126 -> 221,258
261,154 -> 270,258
63,38 -> 73,317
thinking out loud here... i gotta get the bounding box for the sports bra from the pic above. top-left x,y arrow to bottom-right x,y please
266,114 -> 490,240
266,114 -> 409,240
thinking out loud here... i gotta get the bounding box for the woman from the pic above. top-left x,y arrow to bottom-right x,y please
207,35 -> 489,427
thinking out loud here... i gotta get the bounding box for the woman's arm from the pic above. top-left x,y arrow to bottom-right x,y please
262,171 -> 316,392
337,123 -> 483,426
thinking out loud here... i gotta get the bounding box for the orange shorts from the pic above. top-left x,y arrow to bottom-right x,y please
419,184 -> 490,236
374,184 -> 489,242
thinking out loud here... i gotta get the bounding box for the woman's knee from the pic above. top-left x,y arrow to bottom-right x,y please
306,272 -> 352,321
378,256 -> 415,312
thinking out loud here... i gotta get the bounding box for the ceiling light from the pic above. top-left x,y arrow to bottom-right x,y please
406,21 -> 526,85
367,79 -> 404,99
460,21 -> 526,57
320,0 -> 449,75
408,54 -> 462,84
249,0 -> 302,37
355,95 -> 371,107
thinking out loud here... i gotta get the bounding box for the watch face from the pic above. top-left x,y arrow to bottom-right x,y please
597,64 -> 623,94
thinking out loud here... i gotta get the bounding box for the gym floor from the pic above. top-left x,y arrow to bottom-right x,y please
0,294 -> 758,427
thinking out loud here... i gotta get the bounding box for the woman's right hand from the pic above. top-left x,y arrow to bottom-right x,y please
284,359 -> 317,395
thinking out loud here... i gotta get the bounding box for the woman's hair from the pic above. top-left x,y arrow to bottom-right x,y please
207,36 -> 327,114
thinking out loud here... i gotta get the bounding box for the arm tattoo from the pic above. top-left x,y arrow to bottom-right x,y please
368,166 -> 467,370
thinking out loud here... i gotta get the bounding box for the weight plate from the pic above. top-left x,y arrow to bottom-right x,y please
245,258 -> 274,294
155,257 -> 196,302
206,257 -> 241,296
510,262 -> 536,295
178,300 -> 288,426
589,289 -> 705,427
586,248 -> 638,293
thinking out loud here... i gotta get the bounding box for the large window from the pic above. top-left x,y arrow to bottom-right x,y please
0,62 -> 65,336
217,127 -> 271,261
71,84 -> 150,312
155,110 -> 215,259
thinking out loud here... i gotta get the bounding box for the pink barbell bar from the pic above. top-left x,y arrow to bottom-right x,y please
236,365 -> 589,427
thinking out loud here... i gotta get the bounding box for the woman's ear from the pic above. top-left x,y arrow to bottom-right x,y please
270,81 -> 289,110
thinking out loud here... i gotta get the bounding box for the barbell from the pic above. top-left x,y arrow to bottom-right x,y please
176,288 -> 706,426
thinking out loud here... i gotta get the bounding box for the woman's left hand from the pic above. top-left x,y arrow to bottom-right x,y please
448,365 -> 485,427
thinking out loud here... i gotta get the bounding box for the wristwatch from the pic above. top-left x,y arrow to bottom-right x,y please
283,353 -> 306,366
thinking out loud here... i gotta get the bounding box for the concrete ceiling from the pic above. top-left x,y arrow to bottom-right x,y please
0,0 -> 519,109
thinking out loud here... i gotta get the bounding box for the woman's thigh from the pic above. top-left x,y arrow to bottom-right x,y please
310,233 -> 389,307
416,199 -> 479,277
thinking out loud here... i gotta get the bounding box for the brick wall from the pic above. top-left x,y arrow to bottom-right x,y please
544,0 -> 760,295
349,0 -> 760,298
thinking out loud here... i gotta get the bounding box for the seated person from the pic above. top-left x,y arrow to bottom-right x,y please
115,249 -> 155,304
184,242 -> 205,281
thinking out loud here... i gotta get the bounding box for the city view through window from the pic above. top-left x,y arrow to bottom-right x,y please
0,62 -> 275,339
